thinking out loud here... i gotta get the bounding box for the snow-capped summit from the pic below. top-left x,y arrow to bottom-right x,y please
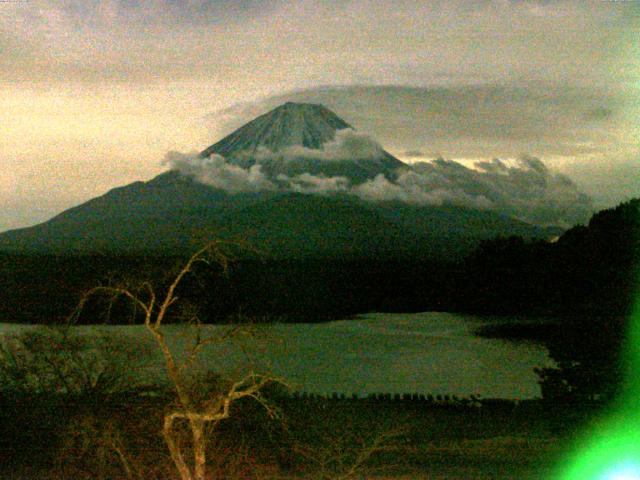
201,102 -> 352,157
200,102 -> 405,182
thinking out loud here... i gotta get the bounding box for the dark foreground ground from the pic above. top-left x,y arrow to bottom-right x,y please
0,391 -> 599,479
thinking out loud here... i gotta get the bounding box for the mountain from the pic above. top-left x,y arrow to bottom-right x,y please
200,102 -> 405,183
202,102 -> 352,156
0,103 -> 561,257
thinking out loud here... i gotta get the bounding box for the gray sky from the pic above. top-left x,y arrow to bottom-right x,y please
1,0 -> 638,231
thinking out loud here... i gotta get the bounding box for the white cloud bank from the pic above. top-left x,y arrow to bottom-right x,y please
208,85 -> 639,212
165,150 -> 592,227
277,173 -> 350,195
250,129 -> 386,163
373,156 -> 592,226
163,151 -> 276,193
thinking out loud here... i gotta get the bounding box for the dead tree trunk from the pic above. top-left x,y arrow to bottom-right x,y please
73,242 -> 284,480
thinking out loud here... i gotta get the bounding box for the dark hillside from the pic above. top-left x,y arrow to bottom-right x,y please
465,199 -> 640,402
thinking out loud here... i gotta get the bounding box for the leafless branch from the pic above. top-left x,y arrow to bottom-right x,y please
69,241 -> 284,480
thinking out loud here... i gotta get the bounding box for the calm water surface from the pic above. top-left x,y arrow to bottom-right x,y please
254,312 -> 554,399
1,312 -> 554,399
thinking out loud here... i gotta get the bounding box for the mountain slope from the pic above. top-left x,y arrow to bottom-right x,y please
0,179 -> 559,257
0,172 -> 265,253
214,194 -> 561,259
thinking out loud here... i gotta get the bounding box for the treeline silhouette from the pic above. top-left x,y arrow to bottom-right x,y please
458,199 -> 639,317
463,199 -> 639,402
0,253 -> 459,324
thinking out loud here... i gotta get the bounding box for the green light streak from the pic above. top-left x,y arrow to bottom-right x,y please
556,307 -> 640,479
557,253 -> 640,478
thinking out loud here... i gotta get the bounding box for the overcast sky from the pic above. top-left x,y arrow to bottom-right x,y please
1,0 -> 638,231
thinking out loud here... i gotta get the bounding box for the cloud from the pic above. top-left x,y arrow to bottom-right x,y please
399,156 -> 593,226
355,171 -> 494,210
317,129 -> 386,161
251,129 -> 386,163
209,84 -> 635,161
355,154 -> 592,227
165,148 -> 592,226
163,151 -> 276,193
3,0 -> 635,88
403,150 -> 427,158
276,173 -> 350,194
585,106 -> 613,121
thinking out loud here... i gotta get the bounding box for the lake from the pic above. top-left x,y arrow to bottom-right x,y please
0,312 -> 555,399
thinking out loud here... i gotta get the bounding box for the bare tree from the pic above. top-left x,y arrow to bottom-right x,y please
0,325 -> 148,397
294,425 -> 405,480
72,242 -> 285,480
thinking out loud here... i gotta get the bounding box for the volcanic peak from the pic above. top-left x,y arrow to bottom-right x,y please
200,102 -> 352,159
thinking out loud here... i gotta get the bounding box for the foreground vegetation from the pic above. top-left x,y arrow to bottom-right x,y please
0,383 -> 595,479
0,322 -> 587,479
